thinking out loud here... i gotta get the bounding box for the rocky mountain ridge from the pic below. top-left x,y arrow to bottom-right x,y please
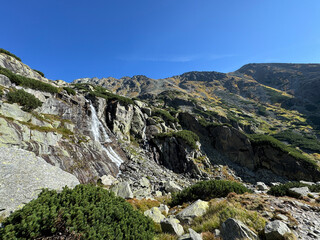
1,50 -> 320,239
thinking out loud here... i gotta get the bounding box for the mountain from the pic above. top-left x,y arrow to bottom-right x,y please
1,49 -> 320,239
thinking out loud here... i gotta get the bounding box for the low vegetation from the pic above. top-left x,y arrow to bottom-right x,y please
263,86 -> 291,104
0,185 -> 155,240
0,48 -> 21,61
170,180 -> 252,206
268,182 -> 320,198
153,109 -> 177,123
191,200 -> 266,234
63,86 -> 76,95
33,69 -> 45,77
7,89 -> 42,111
0,66 -> 59,93
273,130 -> 320,152
156,130 -> 200,149
248,134 -> 318,169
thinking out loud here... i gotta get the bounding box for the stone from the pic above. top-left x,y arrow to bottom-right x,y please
144,207 -> 166,223
110,182 -> 133,199
0,74 -> 11,87
165,180 -> 182,193
300,180 -> 315,186
256,182 -> 269,191
140,177 -> 150,188
264,220 -> 291,240
220,218 -> 258,240
158,204 -> 169,215
100,174 -> 117,186
176,199 -> 209,223
155,191 -> 162,197
161,217 -> 184,236
0,146 -> 79,217
276,214 -> 288,221
178,229 -> 202,240
290,187 -> 310,197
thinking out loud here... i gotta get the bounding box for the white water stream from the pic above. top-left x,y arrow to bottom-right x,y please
89,103 -> 123,168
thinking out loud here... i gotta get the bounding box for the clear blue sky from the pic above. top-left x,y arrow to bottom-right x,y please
1,0 -> 320,82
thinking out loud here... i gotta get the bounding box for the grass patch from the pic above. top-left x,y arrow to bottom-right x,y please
0,67 -> 59,93
156,130 -> 199,149
0,48 -> 21,61
191,200 -> 266,234
170,180 -> 252,206
7,89 -> 42,112
127,198 -> 160,213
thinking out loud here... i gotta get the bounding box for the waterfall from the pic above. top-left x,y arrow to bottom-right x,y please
89,103 -> 123,169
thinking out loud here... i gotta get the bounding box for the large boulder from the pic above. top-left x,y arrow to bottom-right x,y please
176,199 -> 209,223
165,180 -> 182,193
264,220 -> 292,240
220,218 -> 258,240
144,207 -> 166,223
161,217 -> 184,236
0,146 -> 79,217
110,182 -> 133,199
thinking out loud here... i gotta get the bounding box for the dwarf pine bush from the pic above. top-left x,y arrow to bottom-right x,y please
0,185 -> 155,240
7,89 -> 42,112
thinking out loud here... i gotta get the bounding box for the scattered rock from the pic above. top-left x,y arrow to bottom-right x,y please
144,207 -> 166,223
290,187 -> 310,197
110,182 -> 133,199
176,199 -> 209,223
276,214 -> 289,222
158,204 -> 169,215
220,218 -> 258,240
100,174 -> 117,186
264,220 -> 292,240
165,180 -> 182,193
189,228 -> 202,240
161,217 -> 184,236
256,182 -> 269,191
140,177 -> 151,188
300,180 -> 315,186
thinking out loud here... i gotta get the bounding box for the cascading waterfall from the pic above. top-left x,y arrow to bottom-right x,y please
89,103 -> 123,169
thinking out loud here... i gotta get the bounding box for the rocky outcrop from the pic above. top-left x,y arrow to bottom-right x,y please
220,218 -> 258,240
0,146 -> 79,217
264,220 -> 292,240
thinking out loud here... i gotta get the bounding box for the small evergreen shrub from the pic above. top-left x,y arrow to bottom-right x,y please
0,48 -> 21,61
153,109 -> 177,123
156,130 -> 199,149
33,69 -> 45,77
268,182 -> 320,198
0,67 -> 59,93
170,180 -> 252,206
63,86 -> 76,95
7,89 -> 42,111
0,185 -> 155,240
263,87 -> 291,104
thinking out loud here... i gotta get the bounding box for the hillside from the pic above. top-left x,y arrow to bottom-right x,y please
0,49 -> 320,239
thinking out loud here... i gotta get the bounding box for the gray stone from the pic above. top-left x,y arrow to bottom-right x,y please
189,228 -> 202,240
300,180 -> 315,186
264,220 -> 291,240
220,218 -> 258,240
158,204 -> 169,215
0,146 -> 79,217
140,177 -> 150,188
110,182 -> 133,199
161,217 -> 184,236
100,174 -> 117,186
276,214 -> 288,221
290,187 -> 310,197
0,74 -> 11,87
176,199 -> 209,223
165,180 -> 182,193
155,190 -> 163,197
144,207 -> 166,223
256,182 -> 269,191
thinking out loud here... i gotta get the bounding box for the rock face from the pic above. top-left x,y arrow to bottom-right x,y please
264,220 -> 292,240
176,200 -> 209,223
161,217 -> 185,236
220,218 -> 258,240
0,146 -> 79,217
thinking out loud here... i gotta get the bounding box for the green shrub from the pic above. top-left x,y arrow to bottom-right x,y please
7,89 -> 42,111
0,48 -> 21,61
263,87 -> 291,104
248,134 -> 318,169
268,182 -> 320,199
0,185 -> 155,240
0,67 -> 59,93
63,87 -> 76,95
273,130 -> 320,152
258,105 -> 267,116
170,180 -> 252,206
153,109 -> 177,123
89,88 -> 134,106
33,69 -> 45,77
156,130 -> 199,149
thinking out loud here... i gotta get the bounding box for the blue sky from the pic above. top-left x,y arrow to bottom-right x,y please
1,0 -> 320,82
